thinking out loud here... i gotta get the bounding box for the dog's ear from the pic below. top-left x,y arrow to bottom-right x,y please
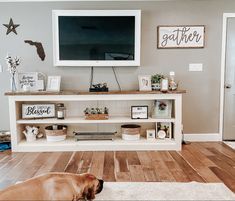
83,186 -> 95,201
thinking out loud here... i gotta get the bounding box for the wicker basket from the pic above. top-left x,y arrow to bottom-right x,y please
121,124 -> 141,141
45,125 -> 67,142
121,124 -> 141,135
85,114 -> 109,120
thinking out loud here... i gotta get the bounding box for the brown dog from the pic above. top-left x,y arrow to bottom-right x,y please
0,172 -> 104,201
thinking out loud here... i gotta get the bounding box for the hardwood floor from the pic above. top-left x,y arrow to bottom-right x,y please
0,142 -> 235,192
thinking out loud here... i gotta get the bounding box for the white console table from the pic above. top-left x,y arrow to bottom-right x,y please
5,90 -> 185,152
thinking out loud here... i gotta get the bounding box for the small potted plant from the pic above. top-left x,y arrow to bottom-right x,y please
151,74 -> 164,90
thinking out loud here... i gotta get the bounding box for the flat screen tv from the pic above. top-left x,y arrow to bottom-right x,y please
52,10 -> 141,67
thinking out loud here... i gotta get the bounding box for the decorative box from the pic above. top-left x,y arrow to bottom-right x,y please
85,114 -> 109,120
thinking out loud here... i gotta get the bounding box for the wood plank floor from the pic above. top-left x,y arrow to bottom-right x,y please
0,142 -> 235,192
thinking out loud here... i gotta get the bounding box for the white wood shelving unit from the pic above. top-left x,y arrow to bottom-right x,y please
16,117 -> 176,124
6,90 -> 185,152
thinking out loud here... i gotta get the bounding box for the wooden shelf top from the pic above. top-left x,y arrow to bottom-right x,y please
5,89 -> 186,96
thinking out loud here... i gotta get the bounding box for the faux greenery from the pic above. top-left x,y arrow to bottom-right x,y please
84,107 -> 109,115
151,74 -> 164,84
5,54 -> 21,91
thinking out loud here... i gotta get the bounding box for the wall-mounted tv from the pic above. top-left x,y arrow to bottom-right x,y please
52,10 -> 141,67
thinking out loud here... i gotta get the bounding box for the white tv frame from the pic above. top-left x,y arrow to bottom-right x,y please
52,10 -> 141,67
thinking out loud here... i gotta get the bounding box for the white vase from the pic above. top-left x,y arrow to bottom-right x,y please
10,75 -> 17,92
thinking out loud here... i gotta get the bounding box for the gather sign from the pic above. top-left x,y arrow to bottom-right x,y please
22,104 -> 55,119
157,25 -> 205,48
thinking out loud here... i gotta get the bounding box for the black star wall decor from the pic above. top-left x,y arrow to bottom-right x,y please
3,18 -> 20,35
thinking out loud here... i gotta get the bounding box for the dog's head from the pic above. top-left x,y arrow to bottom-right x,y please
82,174 -> 104,200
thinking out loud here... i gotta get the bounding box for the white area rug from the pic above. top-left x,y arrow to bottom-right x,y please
224,141 -> 235,149
96,182 -> 235,200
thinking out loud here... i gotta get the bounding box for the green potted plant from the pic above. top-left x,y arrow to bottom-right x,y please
151,74 -> 164,90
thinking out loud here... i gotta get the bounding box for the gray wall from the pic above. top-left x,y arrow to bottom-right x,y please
0,0 -> 234,134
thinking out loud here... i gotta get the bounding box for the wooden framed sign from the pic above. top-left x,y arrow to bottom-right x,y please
157,25 -> 205,49
22,104 -> 55,119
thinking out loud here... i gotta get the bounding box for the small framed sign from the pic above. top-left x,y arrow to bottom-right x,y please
18,72 -> 45,92
131,106 -> 148,119
157,25 -> 205,49
22,104 -> 55,119
18,72 -> 38,91
138,75 -> 152,91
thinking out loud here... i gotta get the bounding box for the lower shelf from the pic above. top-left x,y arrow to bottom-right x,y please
15,137 -> 180,152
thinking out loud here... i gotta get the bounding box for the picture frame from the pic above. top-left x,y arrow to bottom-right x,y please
131,106 -> 148,119
152,100 -> 172,119
18,72 -> 38,91
157,25 -> 205,49
46,76 -> 61,92
22,104 -> 56,119
146,129 -> 156,140
138,75 -> 152,91
156,122 -> 173,139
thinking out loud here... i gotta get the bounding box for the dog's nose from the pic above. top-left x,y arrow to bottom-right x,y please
99,179 -> 104,185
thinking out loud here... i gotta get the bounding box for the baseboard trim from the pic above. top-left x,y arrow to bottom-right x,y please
183,133 -> 222,142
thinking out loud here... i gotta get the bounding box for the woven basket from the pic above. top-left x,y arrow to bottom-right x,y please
85,114 -> 109,120
121,124 -> 141,135
45,125 -> 67,136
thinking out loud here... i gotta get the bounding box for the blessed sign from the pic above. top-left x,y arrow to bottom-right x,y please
157,25 -> 205,48
22,104 -> 55,119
